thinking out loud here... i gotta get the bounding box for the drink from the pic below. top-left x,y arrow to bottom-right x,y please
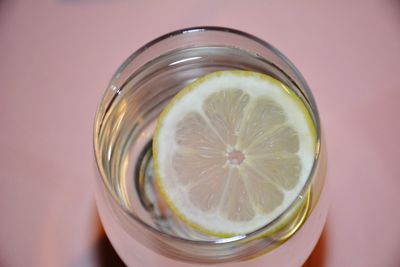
94,27 -> 327,265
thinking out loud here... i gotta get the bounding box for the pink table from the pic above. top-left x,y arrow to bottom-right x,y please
1,1 -> 399,266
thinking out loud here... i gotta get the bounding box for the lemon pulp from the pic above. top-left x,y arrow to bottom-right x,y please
153,70 -> 315,237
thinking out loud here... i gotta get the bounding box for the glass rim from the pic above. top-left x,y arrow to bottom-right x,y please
93,26 -> 322,246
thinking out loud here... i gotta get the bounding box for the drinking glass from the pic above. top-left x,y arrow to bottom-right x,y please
93,26 -> 328,266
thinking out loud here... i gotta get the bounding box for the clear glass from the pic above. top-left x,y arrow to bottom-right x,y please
93,26 -> 327,265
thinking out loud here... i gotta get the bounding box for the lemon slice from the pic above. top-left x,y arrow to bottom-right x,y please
153,70 -> 315,237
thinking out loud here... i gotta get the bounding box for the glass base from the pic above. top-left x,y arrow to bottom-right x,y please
95,175 -> 329,267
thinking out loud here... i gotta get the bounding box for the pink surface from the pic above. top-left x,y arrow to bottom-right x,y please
1,1 -> 400,266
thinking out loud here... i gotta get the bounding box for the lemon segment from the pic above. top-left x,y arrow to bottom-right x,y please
153,70 -> 316,237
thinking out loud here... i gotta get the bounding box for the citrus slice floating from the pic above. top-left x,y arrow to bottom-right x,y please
153,70 -> 316,237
